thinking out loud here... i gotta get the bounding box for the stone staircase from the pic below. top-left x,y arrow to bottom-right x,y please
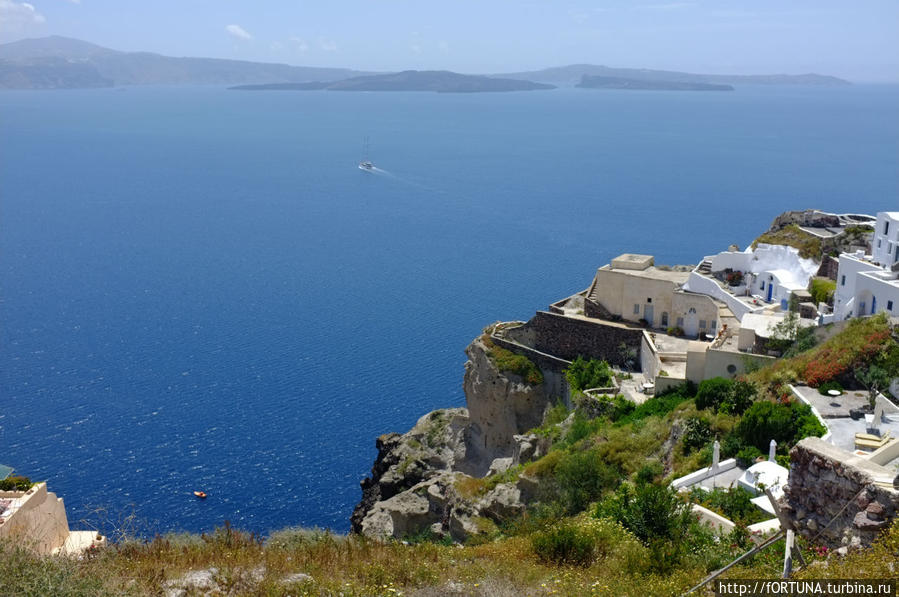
697,260 -> 712,274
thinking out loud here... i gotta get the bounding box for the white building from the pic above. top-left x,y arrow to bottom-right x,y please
685,243 -> 819,319
834,251 -> 899,320
871,211 -> 899,268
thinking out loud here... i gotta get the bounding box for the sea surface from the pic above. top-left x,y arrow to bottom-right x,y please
1,84 -> 897,537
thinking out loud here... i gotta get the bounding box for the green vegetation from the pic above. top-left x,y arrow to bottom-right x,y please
809,278 -> 836,305
729,400 -> 825,455
688,487 -> 771,526
614,382 -> 695,425
564,356 -> 613,391
482,335 -> 543,385
749,313 -> 894,394
695,377 -> 755,414
0,475 -> 34,491
752,224 -> 822,259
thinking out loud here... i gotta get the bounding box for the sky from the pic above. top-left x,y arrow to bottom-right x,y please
0,0 -> 897,81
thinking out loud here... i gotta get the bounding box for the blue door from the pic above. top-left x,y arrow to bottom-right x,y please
766,283 -> 773,302
872,296 -> 877,314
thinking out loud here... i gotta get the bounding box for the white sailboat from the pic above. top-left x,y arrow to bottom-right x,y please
359,136 -> 374,171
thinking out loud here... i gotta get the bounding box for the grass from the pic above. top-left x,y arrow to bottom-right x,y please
752,224 -> 822,259
482,334 -> 544,385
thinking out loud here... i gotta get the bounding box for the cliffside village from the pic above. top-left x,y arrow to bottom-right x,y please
486,209 -> 899,547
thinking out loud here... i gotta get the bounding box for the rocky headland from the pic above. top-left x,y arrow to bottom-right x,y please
351,333 -> 555,540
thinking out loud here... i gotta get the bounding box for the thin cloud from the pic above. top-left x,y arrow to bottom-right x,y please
289,36 -> 309,53
0,0 -> 46,32
225,24 -> 253,41
635,2 -> 696,11
318,37 -> 337,52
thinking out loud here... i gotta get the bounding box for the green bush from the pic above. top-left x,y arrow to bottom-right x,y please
553,449 -> 622,514
595,481 -> 692,544
615,382 -> 695,425
0,476 -> 33,491
733,399 -> 825,453
809,278 -> 836,305
735,446 -> 763,468
531,523 -> 596,566
564,357 -> 614,391
484,339 -> 543,385
681,417 -> 713,453
688,487 -> 768,526
667,326 -> 685,337
695,378 -> 733,411
695,378 -> 755,414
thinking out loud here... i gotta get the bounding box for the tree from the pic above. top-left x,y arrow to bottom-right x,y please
858,365 -> 891,409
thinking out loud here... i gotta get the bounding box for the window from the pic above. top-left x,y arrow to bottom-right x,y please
878,238 -> 882,248
761,281 -> 765,290
895,245 -> 898,261
647,297 -> 652,303
860,301 -> 866,313
840,275 -> 846,286
661,312 -> 669,327
676,317 -> 684,327
727,364 -> 737,374
889,301 -> 894,311
699,320 -> 707,329
633,304 -> 640,315
688,307 -> 696,314
710,320 -> 717,330
885,221 -> 890,235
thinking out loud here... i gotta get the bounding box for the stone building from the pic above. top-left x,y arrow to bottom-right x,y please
587,253 -> 720,337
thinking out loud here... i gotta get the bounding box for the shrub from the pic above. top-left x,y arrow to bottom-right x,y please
564,357 -> 613,391
667,326 -> 685,337
809,278 -> 836,305
595,481 -> 693,544
695,377 -> 734,411
725,271 -> 744,286
531,523 -> 596,566
484,339 -> 543,385
682,417 -> 713,453
689,487 -> 768,526
735,446 -> 763,468
553,448 -> 622,514
733,400 -> 825,453
0,476 -> 33,491
615,382 -> 695,425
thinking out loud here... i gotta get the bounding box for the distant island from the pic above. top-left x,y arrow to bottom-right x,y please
231,71 -> 555,93
0,36 -> 367,89
576,75 -> 733,91
0,36 -> 853,90
496,64 -> 851,87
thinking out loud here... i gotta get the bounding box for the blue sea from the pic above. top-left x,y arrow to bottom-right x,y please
1,85 -> 897,537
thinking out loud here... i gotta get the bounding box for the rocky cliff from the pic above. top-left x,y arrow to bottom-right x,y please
351,334 -> 554,540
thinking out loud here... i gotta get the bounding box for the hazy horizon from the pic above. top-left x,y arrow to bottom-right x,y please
0,1 -> 897,82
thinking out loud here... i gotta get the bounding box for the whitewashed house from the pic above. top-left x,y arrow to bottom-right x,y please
871,211 -> 899,268
685,243 -> 818,319
833,250 -> 899,320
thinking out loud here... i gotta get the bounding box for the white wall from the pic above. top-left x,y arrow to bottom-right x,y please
684,272 -> 758,320
834,254 -> 882,320
872,212 -> 899,267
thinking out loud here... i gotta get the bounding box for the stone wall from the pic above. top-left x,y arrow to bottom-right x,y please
817,258 -> 840,281
528,311 -> 645,369
781,437 -> 899,549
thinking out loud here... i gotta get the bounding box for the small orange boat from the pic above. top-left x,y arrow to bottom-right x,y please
193,491 -> 207,499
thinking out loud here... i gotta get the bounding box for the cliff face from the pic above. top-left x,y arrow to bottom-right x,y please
461,336 -> 551,476
351,335 -> 552,539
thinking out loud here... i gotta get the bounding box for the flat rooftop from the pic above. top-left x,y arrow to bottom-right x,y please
600,263 -> 691,284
